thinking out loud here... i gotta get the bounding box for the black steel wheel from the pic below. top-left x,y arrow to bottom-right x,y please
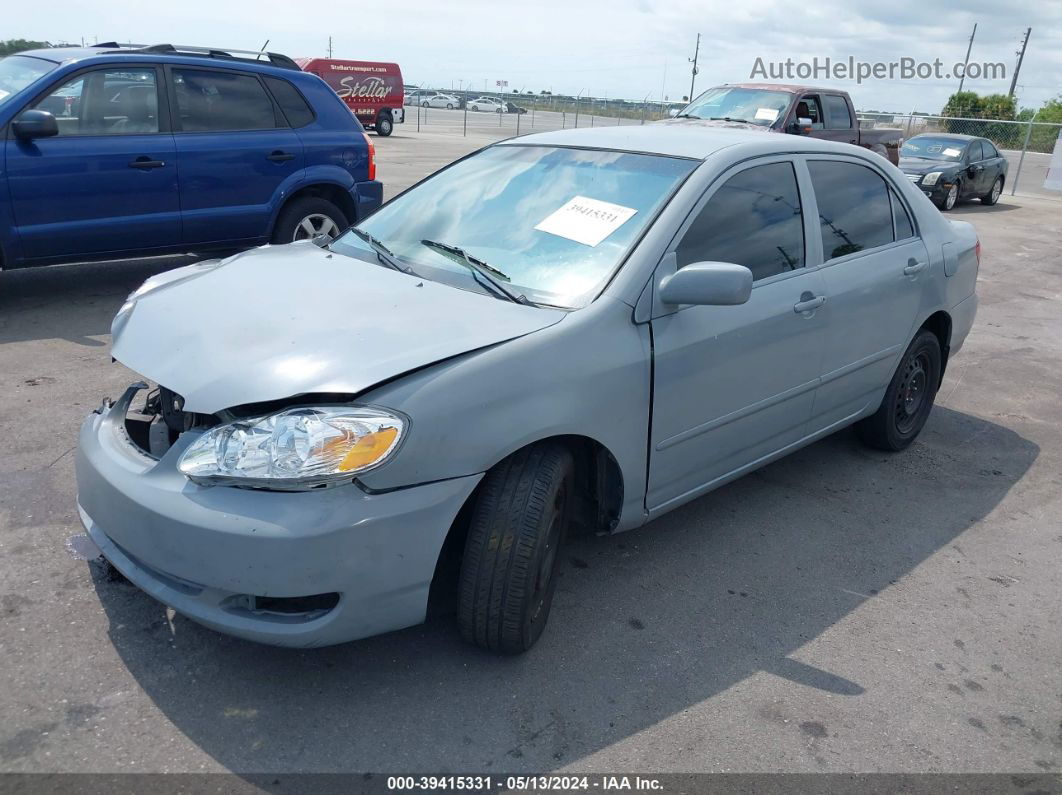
857,329 -> 942,451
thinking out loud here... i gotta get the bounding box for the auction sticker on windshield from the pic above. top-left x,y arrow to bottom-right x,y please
535,196 -> 638,247
755,107 -> 779,121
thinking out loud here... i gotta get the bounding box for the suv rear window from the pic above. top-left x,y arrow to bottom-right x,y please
173,68 -> 276,132
264,76 -> 314,127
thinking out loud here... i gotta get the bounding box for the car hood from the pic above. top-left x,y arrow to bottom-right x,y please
899,158 -> 960,175
111,243 -> 566,414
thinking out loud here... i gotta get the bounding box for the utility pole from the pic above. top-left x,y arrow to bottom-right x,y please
327,36 -> 333,58
957,23 -> 976,93
1008,27 -> 1031,98
688,33 -> 701,102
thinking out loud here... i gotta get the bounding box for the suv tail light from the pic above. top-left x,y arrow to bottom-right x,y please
362,132 -> 376,181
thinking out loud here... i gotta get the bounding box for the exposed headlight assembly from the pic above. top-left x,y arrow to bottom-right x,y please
921,171 -> 944,186
178,406 -> 405,488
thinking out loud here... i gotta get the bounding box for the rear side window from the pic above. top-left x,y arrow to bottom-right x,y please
677,161 -> 805,281
891,189 -> 914,240
264,77 -> 315,127
824,95 -> 852,129
808,161 -> 893,259
173,68 -> 276,132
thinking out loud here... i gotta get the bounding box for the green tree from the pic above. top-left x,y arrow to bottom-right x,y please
0,39 -> 50,56
941,90 -> 981,119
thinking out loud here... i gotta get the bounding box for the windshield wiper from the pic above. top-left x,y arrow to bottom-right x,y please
419,239 -> 530,305
674,112 -> 702,119
347,227 -> 414,274
709,116 -> 747,122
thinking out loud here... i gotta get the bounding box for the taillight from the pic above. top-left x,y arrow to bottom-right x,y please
975,238 -> 981,266
362,132 -> 376,181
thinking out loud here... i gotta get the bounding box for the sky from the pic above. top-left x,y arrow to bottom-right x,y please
8,0 -> 1061,113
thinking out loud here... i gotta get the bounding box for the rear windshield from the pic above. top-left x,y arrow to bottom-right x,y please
332,145 -> 697,308
0,55 -> 57,108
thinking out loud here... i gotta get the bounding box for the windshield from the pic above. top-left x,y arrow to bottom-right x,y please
680,87 -> 791,127
902,137 -> 967,162
0,55 -> 57,108
331,145 -> 697,308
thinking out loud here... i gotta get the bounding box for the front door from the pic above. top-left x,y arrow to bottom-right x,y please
168,66 -> 304,245
5,66 -> 179,261
804,158 -> 930,429
648,159 -> 828,514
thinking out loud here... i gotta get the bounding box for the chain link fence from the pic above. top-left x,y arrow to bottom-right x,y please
404,89 -> 1062,201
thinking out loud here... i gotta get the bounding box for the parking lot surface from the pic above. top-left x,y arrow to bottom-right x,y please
1,126 -> 1060,775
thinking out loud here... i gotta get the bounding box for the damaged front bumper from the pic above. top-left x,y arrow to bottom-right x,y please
75,384 -> 481,648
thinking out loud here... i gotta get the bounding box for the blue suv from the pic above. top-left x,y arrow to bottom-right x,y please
0,43 -> 382,270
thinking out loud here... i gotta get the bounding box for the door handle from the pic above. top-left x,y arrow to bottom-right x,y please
129,156 -> 165,169
903,258 -> 927,276
793,294 -> 826,313
267,151 -> 295,162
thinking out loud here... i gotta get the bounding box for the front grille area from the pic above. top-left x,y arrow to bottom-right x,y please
123,382 -> 217,459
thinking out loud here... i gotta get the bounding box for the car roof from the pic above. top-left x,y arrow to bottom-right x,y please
12,45 -> 300,74
720,83 -> 842,95
500,120 -> 872,161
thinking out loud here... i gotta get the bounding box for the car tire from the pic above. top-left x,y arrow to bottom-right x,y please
376,112 -> 393,137
421,101 -> 430,107
471,106 -> 479,111
856,329 -> 942,452
271,196 -> 348,244
981,176 -> 1003,205
446,103 -> 454,109
937,182 -> 959,211
458,442 -> 574,654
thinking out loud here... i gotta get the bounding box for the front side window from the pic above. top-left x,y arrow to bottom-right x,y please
809,161 -> 894,259
33,68 -> 159,135
796,96 -> 823,128
331,145 -> 697,308
677,162 -> 805,281
967,140 -> 984,162
173,69 -> 276,132
824,95 -> 852,129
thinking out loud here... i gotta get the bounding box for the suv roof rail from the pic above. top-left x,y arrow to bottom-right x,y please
96,43 -> 300,71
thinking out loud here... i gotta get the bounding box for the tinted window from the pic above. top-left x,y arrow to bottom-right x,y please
891,189 -> 914,240
967,140 -> 984,161
677,162 -> 805,281
808,161 -> 893,259
824,95 -> 852,129
173,69 -> 276,131
264,76 -> 314,127
34,69 -> 159,135
982,140 -> 999,158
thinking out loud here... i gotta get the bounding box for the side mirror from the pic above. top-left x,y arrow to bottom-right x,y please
668,108 -> 681,118
659,262 -> 753,306
12,109 -> 59,140
788,117 -> 813,135
966,165 -> 977,178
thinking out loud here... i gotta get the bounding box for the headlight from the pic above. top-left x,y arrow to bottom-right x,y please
178,406 -> 405,488
921,172 -> 943,186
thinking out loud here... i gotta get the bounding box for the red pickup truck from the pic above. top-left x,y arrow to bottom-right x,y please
671,83 -> 903,165
296,58 -> 405,136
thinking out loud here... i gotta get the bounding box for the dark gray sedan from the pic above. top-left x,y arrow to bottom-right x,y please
899,133 -> 1008,211
76,125 -> 980,653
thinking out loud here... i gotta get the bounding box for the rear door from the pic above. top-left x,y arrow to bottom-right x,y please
821,94 -> 858,146
167,66 -> 304,246
5,65 -> 179,261
647,158 -> 828,513
804,157 -> 930,430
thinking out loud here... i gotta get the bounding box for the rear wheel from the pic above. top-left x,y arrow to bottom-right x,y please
271,197 -> 347,244
446,103 -> 454,109
981,176 -> 1003,205
857,329 -> 942,451
375,112 -> 393,137
458,443 -> 573,653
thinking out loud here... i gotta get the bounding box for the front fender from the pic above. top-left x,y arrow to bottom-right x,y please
356,297 -> 653,531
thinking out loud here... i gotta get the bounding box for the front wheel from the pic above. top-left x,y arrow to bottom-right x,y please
938,183 -> 958,211
446,103 -> 454,109
856,329 -> 942,451
458,443 -> 574,653
981,176 -> 1003,205
271,196 -> 347,244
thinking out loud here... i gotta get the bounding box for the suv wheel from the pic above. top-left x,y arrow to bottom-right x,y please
272,197 -> 347,244
376,113 -> 394,137
856,329 -> 942,451
458,442 -> 573,653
